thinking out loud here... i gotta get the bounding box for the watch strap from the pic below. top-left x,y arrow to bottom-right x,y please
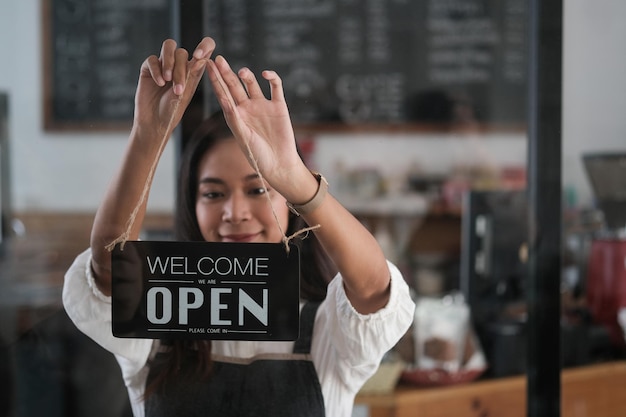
286,171 -> 328,216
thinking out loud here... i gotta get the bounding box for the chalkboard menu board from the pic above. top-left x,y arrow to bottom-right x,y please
43,0 -> 172,130
203,0 -> 528,127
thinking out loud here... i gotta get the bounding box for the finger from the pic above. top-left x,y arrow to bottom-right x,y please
184,37 -> 215,93
192,37 -> 216,60
262,70 -> 285,102
189,58 -> 208,79
238,67 -> 265,99
180,58 -> 209,101
214,55 -> 249,105
171,48 -> 190,96
159,39 -> 177,82
141,55 -> 166,86
207,59 -> 237,113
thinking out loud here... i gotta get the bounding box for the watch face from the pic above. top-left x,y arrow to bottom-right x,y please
111,241 -> 301,341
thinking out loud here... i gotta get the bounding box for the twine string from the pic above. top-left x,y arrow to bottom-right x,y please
105,68 -> 319,254
104,78 -> 186,252
241,140 -> 320,254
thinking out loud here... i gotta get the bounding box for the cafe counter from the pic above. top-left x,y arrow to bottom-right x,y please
355,361 -> 626,417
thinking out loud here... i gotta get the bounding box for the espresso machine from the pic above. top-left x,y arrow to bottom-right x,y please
584,153 -> 626,349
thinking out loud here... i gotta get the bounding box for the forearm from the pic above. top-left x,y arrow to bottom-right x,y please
276,166 -> 390,314
303,194 -> 391,314
279,175 -> 385,315
90,125 -> 169,295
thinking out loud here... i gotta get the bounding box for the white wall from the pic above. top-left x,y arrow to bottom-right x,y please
562,0 -> 626,206
1,0 -> 625,213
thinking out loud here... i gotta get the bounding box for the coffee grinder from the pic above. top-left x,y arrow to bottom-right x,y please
583,152 -> 626,348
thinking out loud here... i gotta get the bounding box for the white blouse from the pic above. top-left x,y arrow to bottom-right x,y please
63,249 -> 415,417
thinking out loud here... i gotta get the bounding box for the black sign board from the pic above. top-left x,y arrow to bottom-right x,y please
43,0 -> 172,130
44,0 -> 528,130
203,0 -> 528,126
111,241 -> 300,341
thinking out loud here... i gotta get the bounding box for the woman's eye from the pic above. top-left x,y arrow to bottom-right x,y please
200,191 -> 223,199
249,187 -> 268,196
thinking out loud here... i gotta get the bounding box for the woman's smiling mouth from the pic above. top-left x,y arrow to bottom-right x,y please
220,233 -> 259,243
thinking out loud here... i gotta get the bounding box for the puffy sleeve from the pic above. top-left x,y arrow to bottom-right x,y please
62,248 -> 154,382
314,260 -> 415,392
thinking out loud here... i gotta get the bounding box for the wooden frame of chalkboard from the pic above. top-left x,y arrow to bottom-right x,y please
42,0 -> 173,131
201,0 -> 529,131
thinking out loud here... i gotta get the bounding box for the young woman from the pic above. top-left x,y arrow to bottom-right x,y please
63,37 -> 415,417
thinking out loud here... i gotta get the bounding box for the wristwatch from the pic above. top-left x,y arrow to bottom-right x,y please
285,171 -> 328,216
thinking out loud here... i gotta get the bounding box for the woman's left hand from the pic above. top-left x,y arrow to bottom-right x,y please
208,56 -> 393,315
207,56 -> 310,197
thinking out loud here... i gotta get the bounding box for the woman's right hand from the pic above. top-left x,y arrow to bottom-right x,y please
89,38 -> 215,296
133,37 -> 216,138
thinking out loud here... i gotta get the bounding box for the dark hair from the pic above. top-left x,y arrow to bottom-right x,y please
145,111 -> 335,397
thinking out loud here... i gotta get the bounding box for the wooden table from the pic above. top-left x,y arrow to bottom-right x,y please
355,362 -> 626,417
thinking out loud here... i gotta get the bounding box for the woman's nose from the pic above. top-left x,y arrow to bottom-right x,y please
222,192 -> 251,223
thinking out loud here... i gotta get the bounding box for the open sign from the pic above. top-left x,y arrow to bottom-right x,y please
111,241 -> 300,341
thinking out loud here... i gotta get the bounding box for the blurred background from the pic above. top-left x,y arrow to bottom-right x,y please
1,1 -> 626,416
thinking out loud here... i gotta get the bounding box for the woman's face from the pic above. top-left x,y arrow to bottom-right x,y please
195,138 -> 290,243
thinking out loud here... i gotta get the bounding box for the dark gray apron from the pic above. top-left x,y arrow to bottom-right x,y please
145,302 -> 325,417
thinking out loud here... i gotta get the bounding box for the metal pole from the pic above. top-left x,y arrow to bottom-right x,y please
526,0 -> 563,416
174,0 -> 207,152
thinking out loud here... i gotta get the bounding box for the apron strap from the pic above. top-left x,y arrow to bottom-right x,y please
293,302 -> 321,354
